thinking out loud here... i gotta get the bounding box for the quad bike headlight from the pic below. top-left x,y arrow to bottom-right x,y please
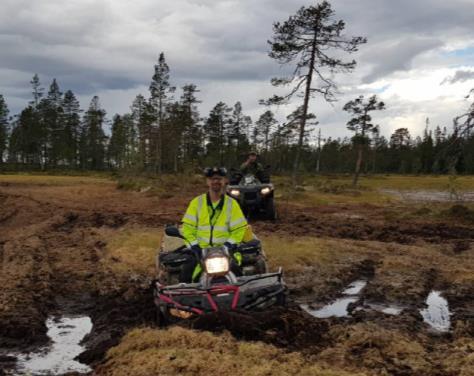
230,189 -> 240,196
261,187 -> 271,195
204,256 -> 230,275
169,308 -> 193,319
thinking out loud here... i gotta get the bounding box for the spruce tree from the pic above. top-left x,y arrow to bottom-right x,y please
30,74 -> 44,109
121,113 -> 138,168
63,90 -> 82,167
28,75 -> 47,167
131,94 -> 154,169
228,102 -> 251,164
12,107 -> 43,165
42,79 -> 64,166
205,102 -> 231,165
82,96 -> 106,170
108,114 -> 127,169
180,84 -> 203,169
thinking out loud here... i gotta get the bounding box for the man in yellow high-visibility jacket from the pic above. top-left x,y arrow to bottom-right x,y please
180,166 -> 248,282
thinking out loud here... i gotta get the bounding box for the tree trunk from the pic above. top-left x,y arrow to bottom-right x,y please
292,32 -> 317,186
372,149 -> 376,173
352,144 -> 363,187
316,128 -> 321,174
157,100 -> 163,175
173,149 -> 178,173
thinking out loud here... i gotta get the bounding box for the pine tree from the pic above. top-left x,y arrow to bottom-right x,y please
42,79 -> 64,166
82,96 -> 107,170
343,95 -> 385,186
30,74 -> 44,109
63,90 -> 82,167
266,1 -> 366,182
419,118 -> 434,173
255,111 -> 278,153
27,75 -> 47,167
0,95 -> 9,164
180,84 -> 203,169
121,113 -> 138,168
227,102 -> 251,165
205,102 -> 231,165
149,52 -> 175,173
131,94 -> 154,169
10,107 -> 43,165
108,114 -> 128,169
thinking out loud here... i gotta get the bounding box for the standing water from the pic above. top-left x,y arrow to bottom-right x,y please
302,280 -> 367,318
14,315 -> 93,375
420,291 -> 451,332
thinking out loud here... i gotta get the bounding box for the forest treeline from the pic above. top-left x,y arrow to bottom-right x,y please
1,2 -> 473,176
0,64 -> 473,175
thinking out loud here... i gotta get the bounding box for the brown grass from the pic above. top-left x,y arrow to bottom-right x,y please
0,174 -> 113,186
95,326 -> 365,376
101,228 -> 163,278
261,233 -> 473,303
316,323 -> 433,374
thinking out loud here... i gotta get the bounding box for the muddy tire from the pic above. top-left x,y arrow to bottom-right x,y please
155,305 -> 169,327
265,198 -> 276,220
275,291 -> 287,306
254,258 -> 268,274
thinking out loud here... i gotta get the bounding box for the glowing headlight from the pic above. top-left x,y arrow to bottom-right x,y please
261,187 -> 271,195
230,189 -> 240,196
204,256 -> 229,275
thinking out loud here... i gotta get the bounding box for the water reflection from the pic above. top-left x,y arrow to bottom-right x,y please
15,315 -> 93,375
420,291 -> 451,332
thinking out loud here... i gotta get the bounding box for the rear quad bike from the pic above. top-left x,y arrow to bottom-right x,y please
153,226 -> 287,326
227,168 -> 276,220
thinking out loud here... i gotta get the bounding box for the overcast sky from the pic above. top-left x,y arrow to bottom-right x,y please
1,0 -> 474,140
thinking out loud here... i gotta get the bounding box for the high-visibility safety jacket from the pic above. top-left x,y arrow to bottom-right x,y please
182,193 -> 247,248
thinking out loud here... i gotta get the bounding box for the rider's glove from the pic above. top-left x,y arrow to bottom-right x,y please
190,244 -> 202,259
223,242 -> 236,255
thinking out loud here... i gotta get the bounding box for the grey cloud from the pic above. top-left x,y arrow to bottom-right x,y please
1,0 -> 474,139
332,0 -> 474,42
362,38 -> 444,83
441,70 -> 474,85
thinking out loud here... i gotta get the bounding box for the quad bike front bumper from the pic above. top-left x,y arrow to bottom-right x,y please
153,271 -> 286,318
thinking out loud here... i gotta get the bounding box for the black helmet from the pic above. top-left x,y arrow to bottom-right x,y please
203,166 -> 227,177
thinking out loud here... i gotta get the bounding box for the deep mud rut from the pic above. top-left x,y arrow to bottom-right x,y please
0,180 -> 473,376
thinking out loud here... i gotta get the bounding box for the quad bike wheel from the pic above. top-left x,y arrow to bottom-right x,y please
265,198 -> 277,220
154,304 -> 170,327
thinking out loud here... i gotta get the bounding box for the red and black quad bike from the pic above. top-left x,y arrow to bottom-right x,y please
153,226 -> 287,326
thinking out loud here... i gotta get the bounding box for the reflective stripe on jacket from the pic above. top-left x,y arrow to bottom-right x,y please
181,193 -> 247,248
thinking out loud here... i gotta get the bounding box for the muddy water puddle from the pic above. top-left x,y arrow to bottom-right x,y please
363,303 -> 404,315
12,315 -> 93,375
302,280 -> 367,318
302,279 -> 404,319
302,279 -> 452,333
420,291 -> 451,332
